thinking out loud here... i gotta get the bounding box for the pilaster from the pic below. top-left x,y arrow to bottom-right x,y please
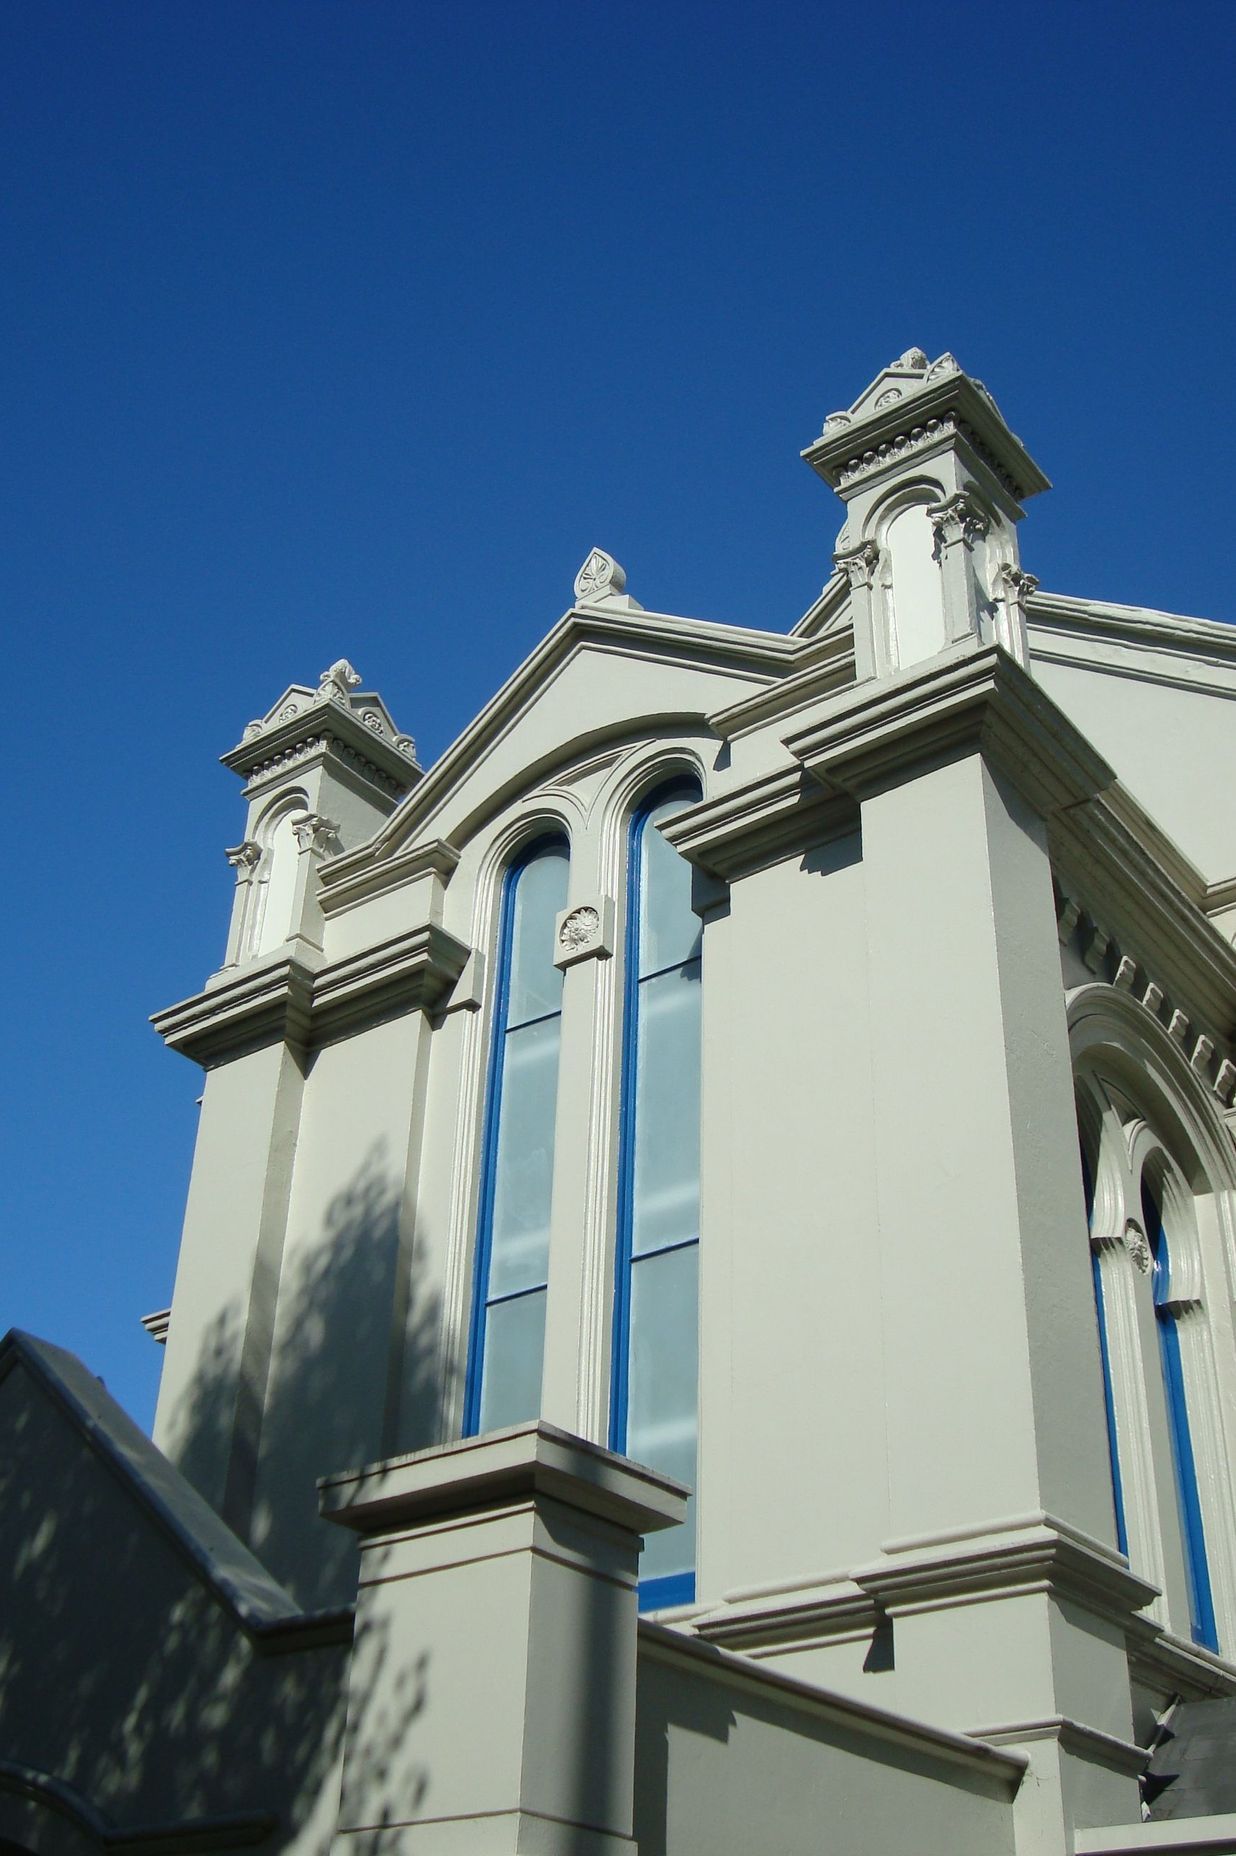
320,1424 -> 686,1856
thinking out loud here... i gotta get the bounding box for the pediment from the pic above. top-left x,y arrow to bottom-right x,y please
319,606 -> 801,893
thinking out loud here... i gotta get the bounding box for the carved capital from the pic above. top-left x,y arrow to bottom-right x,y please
225,840 -> 262,877
993,561 -> 1039,612
833,538 -> 881,591
928,491 -> 990,551
290,813 -> 340,856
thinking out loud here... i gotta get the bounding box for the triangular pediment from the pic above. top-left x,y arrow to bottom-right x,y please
319,606 -> 802,888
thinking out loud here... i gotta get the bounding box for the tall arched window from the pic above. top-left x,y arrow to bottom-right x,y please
1143,1169 -> 1218,1650
1082,1141 -> 1129,1557
464,835 -> 570,1436
1075,1064 -> 1222,1654
610,779 -> 703,1609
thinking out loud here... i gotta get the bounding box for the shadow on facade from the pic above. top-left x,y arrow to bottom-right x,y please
0,1139 -> 445,1850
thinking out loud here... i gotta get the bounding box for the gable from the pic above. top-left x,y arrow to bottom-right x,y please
320,606 -> 800,892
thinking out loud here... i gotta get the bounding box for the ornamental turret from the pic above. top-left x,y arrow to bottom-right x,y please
802,348 -> 1050,681
217,659 -> 420,969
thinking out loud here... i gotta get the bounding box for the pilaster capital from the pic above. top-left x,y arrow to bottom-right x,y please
928,490 -> 990,551
833,537 -> 882,590
225,840 -> 262,877
994,561 -> 1039,611
289,812 -> 339,856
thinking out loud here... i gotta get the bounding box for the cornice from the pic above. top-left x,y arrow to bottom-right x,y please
661,765 -> 857,881
969,1716 -> 1146,1777
639,1621 -> 1027,1787
152,952 -> 318,1065
1126,1614 -> 1236,1702
324,608 -> 798,881
152,923 -> 469,1066
1052,788 -> 1236,1049
785,643 -> 1115,818
707,629 -> 856,742
310,924 -> 469,1041
802,369 -> 1050,505
854,1513 -> 1158,1627
693,1578 -> 880,1654
318,837 -> 461,917
790,569 -> 850,639
1028,591 -> 1236,687
223,700 -> 422,799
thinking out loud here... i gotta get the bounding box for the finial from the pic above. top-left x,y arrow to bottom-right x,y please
572,548 -> 643,612
895,347 -> 929,371
318,659 -> 362,704
574,548 -> 627,605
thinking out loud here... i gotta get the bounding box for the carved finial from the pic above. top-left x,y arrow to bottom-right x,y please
895,347 -> 929,371
574,548 -> 627,605
926,352 -> 962,379
318,659 -> 362,704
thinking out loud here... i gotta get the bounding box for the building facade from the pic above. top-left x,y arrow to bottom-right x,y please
5,348 -> 1236,1856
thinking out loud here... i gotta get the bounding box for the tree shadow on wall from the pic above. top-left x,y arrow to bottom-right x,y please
0,1334 -> 430,1856
165,1136 -> 455,1612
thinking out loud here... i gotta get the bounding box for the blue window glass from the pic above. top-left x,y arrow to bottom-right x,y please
611,780 -> 703,1610
464,838 -> 570,1436
1143,1176 -> 1217,1651
1082,1145 -> 1129,1556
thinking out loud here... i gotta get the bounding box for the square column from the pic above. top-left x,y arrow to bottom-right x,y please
320,1422 -> 686,1856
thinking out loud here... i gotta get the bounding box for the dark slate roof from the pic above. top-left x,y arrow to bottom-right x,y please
1145,1697 -> 1236,1819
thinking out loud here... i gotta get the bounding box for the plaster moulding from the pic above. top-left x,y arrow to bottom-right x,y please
785,642 -> 1114,820
151,921 -> 469,1065
553,897 -> 615,969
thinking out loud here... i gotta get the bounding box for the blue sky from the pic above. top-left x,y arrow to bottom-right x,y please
3,0 -> 1234,1430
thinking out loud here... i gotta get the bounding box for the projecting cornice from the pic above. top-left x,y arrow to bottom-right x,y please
784,643 -> 1115,817
320,607 -> 801,884
152,923 -> 469,1065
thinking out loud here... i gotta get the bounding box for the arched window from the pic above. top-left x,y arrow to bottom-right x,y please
1082,1139 -> 1129,1557
464,835 -> 570,1435
1075,1060 -> 1223,1654
1143,1168 -> 1218,1650
610,779 -> 703,1609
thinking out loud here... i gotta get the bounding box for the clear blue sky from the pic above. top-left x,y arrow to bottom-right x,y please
3,0 -> 1234,1430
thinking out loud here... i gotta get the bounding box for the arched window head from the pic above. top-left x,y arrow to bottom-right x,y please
611,777 -> 703,1610
464,835 -> 570,1436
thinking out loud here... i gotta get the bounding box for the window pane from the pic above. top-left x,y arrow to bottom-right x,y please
627,1244 -> 698,1581
631,965 -> 702,1257
480,1288 -> 547,1432
508,846 -> 569,1026
488,1015 -> 560,1298
639,802 -> 701,976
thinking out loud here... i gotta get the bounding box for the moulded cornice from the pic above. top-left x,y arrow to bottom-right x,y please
638,1621 -> 1028,1787
802,368 -> 1050,505
1126,1612 -> 1236,1702
707,629 -> 856,742
1028,591 -> 1236,689
1052,788 -> 1236,1043
692,1578 -> 881,1654
310,923 -> 469,1040
222,700 -> 422,800
854,1514 -> 1158,1626
790,569 -> 850,639
152,923 -> 469,1065
785,643 -> 1115,818
151,952 -> 318,1065
321,608 -> 801,884
660,765 -> 857,881
318,837 -> 461,918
